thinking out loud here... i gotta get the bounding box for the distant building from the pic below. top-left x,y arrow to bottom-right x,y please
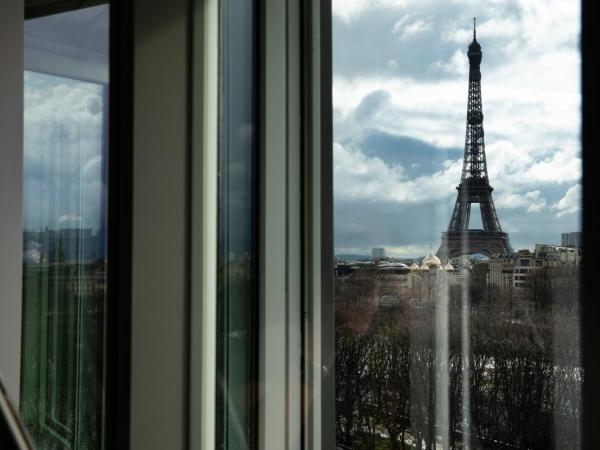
371,247 -> 386,260
561,232 -> 582,248
377,268 -> 409,307
488,253 -> 518,289
406,252 -> 461,303
487,245 -> 582,289
23,228 -> 105,263
513,249 -> 536,289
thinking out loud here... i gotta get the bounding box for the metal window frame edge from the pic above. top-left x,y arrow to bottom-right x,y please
119,0 -> 220,447
302,0 -> 334,449
25,0 -> 106,19
0,0 -> 24,408
105,0 -> 133,448
258,0 -> 334,448
189,0 -> 219,448
128,0 -> 211,450
258,0 -> 303,448
581,0 -> 600,448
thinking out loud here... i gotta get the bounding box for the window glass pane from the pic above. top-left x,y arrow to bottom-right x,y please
217,0 -> 258,448
332,2 -> 582,449
20,5 -> 109,449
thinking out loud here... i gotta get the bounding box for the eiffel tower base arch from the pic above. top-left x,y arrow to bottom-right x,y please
437,230 -> 513,262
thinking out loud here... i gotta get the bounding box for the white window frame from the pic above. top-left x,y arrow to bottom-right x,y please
127,0 -> 335,448
1,0 -> 333,448
129,0 -> 219,448
0,0 -> 25,405
258,0 -> 334,449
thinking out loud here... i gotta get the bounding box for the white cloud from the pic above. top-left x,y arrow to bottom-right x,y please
485,141 -> 581,192
521,146 -> 581,185
333,41 -> 580,151
393,17 -> 433,40
333,77 -> 466,148
494,190 -> 546,212
443,17 -> 521,44
24,248 -> 42,264
58,214 -> 82,226
334,142 -> 461,204
333,0 -> 409,23
24,71 -> 106,231
553,184 -> 581,217
432,49 -> 468,76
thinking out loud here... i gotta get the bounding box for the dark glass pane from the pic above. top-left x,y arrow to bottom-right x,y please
20,5 -> 109,449
216,0 -> 258,449
333,3 -> 582,449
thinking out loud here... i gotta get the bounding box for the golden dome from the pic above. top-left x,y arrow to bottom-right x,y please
422,251 -> 442,269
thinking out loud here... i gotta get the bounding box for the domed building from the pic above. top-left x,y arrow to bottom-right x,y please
407,251 -> 461,303
422,251 -> 442,270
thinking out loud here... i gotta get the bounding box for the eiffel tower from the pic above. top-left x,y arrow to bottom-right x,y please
437,18 -> 512,261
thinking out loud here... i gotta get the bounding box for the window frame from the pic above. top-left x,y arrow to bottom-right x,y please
323,1 -> 597,449
25,0 -> 106,20
256,0 -> 334,448
581,0 -> 599,447
20,2 -> 129,448
0,0 -> 25,407
4,0 -> 597,449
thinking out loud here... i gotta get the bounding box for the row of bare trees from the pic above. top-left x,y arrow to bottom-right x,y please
335,270 -> 581,449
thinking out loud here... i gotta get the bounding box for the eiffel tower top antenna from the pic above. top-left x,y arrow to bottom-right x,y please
473,17 -> 476,40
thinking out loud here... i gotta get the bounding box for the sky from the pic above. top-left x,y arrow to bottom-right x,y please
332,0 -> 581,257
23,5 -> 108,235
23,71 -> 106,233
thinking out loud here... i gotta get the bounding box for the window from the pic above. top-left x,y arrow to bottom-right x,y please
2,0 -> 594,448
217,0 -> 258,448
20,5 -> 109,449
332,2 -> 582,449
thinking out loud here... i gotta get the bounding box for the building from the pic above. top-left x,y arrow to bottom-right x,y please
487,245 -> 582,290
561,232 -> 582,248
406,252 -> 461,303
23,228 -> 104,264
487,253 -> 518,289
372,247 -> 386,260
513,249 -> 536,289
437,21 -> 512,260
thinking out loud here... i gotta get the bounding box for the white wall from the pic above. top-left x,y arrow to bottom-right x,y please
0,0 -> 24,403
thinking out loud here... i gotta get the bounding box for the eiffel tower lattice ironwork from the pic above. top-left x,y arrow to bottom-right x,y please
437,18 -> 512,261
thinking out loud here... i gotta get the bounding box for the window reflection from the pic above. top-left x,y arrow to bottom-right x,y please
20,6 -> 109,449
217,0 -> 258,449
